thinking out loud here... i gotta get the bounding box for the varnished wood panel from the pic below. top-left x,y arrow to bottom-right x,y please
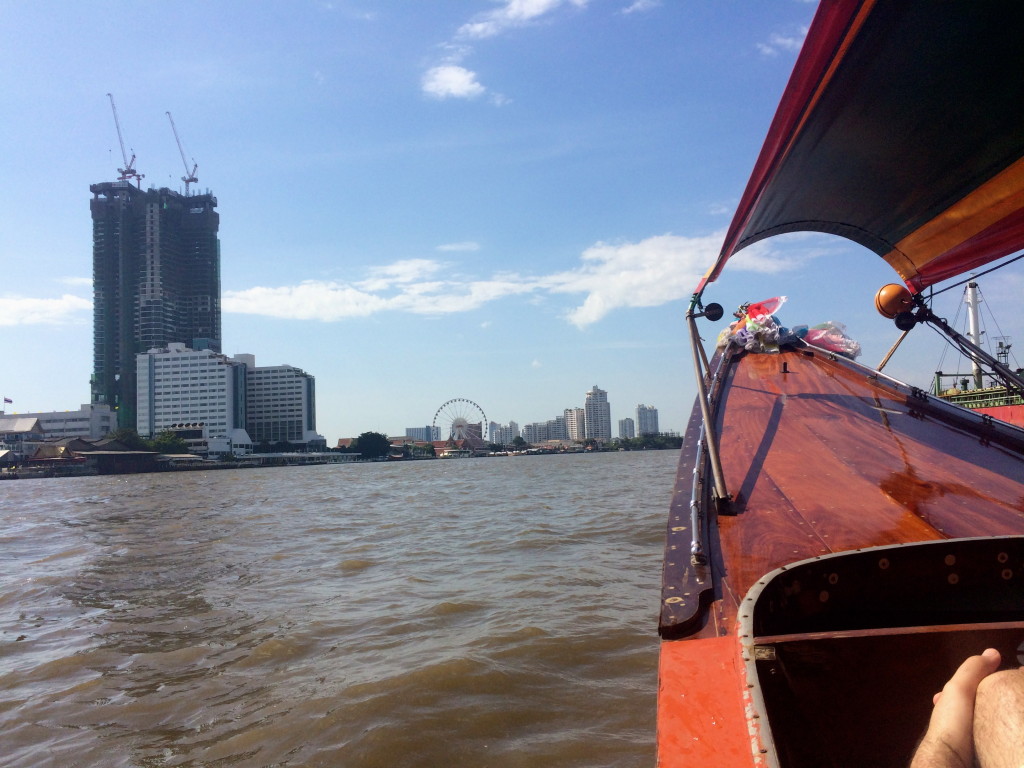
661,344 -> 1024,638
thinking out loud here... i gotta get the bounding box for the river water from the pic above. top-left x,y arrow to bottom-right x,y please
1,450 -> 676,767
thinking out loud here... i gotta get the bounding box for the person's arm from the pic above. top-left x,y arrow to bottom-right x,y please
910,648 -> 1001,768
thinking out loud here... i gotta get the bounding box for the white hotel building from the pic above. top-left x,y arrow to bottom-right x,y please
137,347 -> 325,454
232,354 -> 325,450
137,343 -> 252,454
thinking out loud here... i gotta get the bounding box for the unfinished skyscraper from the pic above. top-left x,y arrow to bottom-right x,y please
90,182 -> 220,430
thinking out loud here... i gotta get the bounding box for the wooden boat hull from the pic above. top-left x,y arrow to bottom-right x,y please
657,343 -> 1024,767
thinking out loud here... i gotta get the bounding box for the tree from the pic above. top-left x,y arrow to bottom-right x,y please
511,436 -> 527,451
149,430 -> 190,454
105,428 -> 150,451
355,431 -> 391,459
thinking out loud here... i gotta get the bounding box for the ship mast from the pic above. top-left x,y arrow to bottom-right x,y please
966,280 -> 983,389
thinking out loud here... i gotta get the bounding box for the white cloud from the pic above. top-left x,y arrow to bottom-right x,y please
436,241 -> 480,252
531,359 -> 542,368
6,235 -> 806,330
56,276 -> 92,287
757,27 -> 808,56
0,294 -> 92,326
457,0 -> 568,39
426,0 -> 588,104
221,232 -> 804,327
422,65 -> 486,99
356,259 -> 443,291
223,282 -> 390,320
622,0 -> 660,14
540,234 -> 721,327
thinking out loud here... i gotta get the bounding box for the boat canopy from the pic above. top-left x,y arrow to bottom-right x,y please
701,0 -> 1024,296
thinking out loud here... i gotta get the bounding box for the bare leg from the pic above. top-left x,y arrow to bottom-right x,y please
974,665 -> 1024,768
911,648 -> 1001,768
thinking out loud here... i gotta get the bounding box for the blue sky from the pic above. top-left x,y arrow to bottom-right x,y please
2,0 -> 1021,443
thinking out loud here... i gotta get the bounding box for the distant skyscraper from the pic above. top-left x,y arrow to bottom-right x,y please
619,417 -> 635,439
91,182 -> 221,429
584,385 -> 612,441
636,404 -> 660,436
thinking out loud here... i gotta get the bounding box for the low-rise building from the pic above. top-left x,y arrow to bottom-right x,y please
0,416 -> 44,463
7,404 -> 115,440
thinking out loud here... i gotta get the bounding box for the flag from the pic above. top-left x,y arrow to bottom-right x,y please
2,397 -> 11,404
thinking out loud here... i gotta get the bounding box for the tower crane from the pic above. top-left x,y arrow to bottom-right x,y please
106,93 -> 144,188
166,111 -> 199,196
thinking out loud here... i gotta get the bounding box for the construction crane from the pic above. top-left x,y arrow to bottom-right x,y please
106,93 -> 144,187
166,111 -> 199,196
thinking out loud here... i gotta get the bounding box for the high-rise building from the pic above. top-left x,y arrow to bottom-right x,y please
522,423 -> 542,444
584,384 -> 611,442
547,415 -> 568,440
136,343 -> 250,453
488,421 -> 519,445
233,354 -> 324,450
564,407 -> 585,441
406,425 -> 440,442
619,417 -> 635,439
91,182 -> 221,429
636,404 -> 660,436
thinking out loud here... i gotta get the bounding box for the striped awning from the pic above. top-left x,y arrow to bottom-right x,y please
702,0 -> 1024,295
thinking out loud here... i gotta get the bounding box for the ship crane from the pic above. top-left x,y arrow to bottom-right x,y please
106,93 -> 144,188
166,111 -> 199,196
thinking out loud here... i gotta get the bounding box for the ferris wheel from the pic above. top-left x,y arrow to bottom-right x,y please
433,398 -> 488,442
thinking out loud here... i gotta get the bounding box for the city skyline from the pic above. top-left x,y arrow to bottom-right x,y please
4,2 -> 1018,443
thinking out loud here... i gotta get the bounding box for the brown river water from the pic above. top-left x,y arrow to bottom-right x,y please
1,450 -> 676,767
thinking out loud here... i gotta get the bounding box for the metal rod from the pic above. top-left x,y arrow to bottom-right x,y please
687,311 -> 729,506
689,432 -> 707,564
877,329 -> 910,372
921,305 -> 1024,398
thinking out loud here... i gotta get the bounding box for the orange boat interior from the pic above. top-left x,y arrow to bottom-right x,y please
658,343 -> 1024,767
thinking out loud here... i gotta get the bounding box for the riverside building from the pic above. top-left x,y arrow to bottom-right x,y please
91,182 -> 221,430
564,407 -> 585,441
136,343 -> 251,455
619,417 -> 636,439
636,404 -> 660,436
488,421 -> 519,446
406,425 -> 440,442
7,404 -> 115,440
232,354 -> 325,451
584,385 -> 612,442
